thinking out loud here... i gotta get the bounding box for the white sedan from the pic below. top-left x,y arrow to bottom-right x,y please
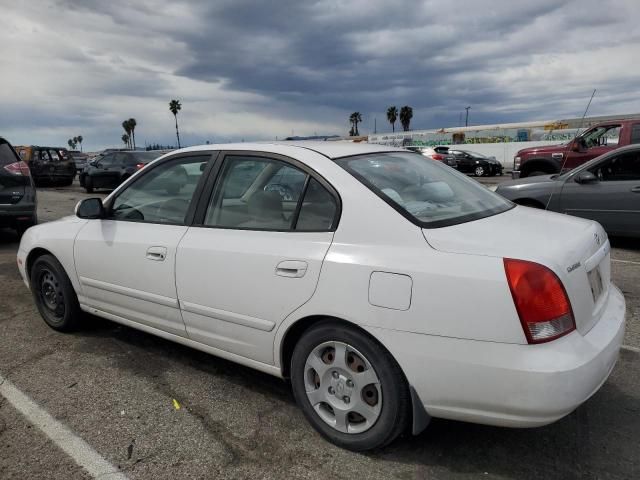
17,142 -> 625,451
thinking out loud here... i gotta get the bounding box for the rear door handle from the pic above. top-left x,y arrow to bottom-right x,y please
631,186 -> 640,193
146,246 -> 167,261
275,260 -> 308,278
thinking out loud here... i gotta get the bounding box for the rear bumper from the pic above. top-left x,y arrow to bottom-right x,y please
366,284 -> 626,428
0,204 -> 37,226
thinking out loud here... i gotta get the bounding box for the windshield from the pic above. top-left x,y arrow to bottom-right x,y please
336,152 -> 513,228
461,150 -> 488,158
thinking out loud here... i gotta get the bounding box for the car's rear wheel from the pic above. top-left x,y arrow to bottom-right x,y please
527,171 -> 548,177
84,176 -> 94,193
291,321 -> 410,451
474,166 -> 485,176
30,254 -> 81,332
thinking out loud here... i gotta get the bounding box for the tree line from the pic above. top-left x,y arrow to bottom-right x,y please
119,99 -> 182,150
348,106 -> 414,136
67,135 -> 83,151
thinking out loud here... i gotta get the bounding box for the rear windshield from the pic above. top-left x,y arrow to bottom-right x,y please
335,152 -> 513,228
132,152 -> 164,163
0,142 -> 19,166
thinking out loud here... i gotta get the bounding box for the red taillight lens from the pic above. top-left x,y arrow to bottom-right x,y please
504,258 -> 575,344
136,163 -> 145,170
431,154 -> 445,161
3,161 -> 31,176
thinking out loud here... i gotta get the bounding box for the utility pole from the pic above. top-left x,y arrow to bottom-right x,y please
374,118 -> 377,134
458,112 -> 462,127
465,106 -> 471,127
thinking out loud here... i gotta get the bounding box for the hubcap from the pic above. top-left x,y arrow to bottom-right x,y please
304,341 -> 382,434
475,166 -> 484,176
39,269 -> 65,319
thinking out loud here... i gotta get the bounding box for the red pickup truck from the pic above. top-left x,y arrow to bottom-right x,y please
513,119 -> 640,178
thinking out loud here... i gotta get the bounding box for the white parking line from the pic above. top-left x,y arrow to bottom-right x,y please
0,374 -> 128,480
612,259 -> 640,266
622,345 -> 640,354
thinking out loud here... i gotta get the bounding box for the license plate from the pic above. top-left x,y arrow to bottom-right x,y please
588,267 -> 604,303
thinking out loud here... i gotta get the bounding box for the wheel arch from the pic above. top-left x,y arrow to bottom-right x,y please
26,247 -> 55,281
520,158 -> 558,177
513,198 -> 546,209
277,314 -> 431,435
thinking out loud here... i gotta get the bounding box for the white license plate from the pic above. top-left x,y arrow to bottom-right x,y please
588,267 -> 604,303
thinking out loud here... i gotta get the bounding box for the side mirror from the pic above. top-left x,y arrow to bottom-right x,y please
575,171 -> 598,184
75,198 -> 105,219
572,138 -> 586,152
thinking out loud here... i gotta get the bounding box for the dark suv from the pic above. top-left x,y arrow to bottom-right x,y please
0,138 -> 37,235
14,145 -> 76,186
79,151 -> 167,193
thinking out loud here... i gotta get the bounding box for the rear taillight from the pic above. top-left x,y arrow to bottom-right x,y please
504,258 -> 575,344
431,154 -> 445,161
3,161 -> 31,176
136,163 -> 145,170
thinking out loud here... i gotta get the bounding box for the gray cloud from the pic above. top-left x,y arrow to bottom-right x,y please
1,0 -> 639,150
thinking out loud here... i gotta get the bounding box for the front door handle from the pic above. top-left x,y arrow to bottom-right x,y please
146,246 -> 167,261
275,260 -> 308,278
631,186 -> 640,193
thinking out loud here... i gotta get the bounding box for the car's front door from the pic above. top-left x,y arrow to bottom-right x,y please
564,125 -> 620,170
74,154 -> 212,336
560,150 -> 640,236
90,153 -> 119,188
176,152 -> 339,363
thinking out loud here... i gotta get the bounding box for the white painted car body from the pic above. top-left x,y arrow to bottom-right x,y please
17,142 -> 625,430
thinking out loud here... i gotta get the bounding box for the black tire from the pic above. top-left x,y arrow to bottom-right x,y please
62,177 -> 74,186
30,254 -> 81,332
85,176 -> 94,193
79,174 -> 86,187
291,321 -> 410,451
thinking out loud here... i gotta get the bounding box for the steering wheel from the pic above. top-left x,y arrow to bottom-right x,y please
264,183 -> 294,201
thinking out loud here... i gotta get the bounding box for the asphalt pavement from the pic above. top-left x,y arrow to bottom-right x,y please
0,178 -> 638,480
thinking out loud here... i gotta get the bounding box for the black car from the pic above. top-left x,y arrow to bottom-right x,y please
79,151 -> 166,192
444,149 -> 503,176
14,145 -> 76,186
69,150 -> 90,172
0,138 -> 37,235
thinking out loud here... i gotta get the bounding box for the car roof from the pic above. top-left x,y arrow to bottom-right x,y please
175,141 -> 406,160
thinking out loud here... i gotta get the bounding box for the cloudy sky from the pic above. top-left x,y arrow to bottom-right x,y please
1,0 -> 639,150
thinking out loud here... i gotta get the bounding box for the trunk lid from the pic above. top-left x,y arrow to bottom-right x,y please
0,140 -> 27,204
423,206 -> 611,335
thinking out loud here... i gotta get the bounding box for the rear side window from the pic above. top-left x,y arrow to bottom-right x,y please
630,124 -> 640,144
49,150 -> 61,162
0,142 -> 19,166
295,178 -> 337,231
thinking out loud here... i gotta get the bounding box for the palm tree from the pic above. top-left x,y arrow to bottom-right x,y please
128,118 -> 137,150
77,135 -> 83,152
169,99 -> 182,148
349,112 -> 362,136
400,106 -> 413,131
73,136 -> 78,150
122,133 -> 130,148
67,139 -> 74,149
386,106 -> 398,132
122,120 -> 132,149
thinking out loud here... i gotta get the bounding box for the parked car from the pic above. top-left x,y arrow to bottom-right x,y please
513,119 -> 640,178
13,145 -> 76,186
0,137 -> 37,235
497,144 -> 640,237
79,150 -> 166,192
444,149 -> 503,176
68,150 -> 90,172
18,142 -> 624,451
405,146 -> 458,169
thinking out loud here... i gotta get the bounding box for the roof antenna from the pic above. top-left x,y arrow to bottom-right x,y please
545,88 -> 596,210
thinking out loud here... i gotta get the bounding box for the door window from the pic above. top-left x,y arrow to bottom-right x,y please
109,156 -> 209,224
295,178 -> 338,231
48,150 -> 61,162
205,156 -> 307,230
589,151 -> 640,181
630,124 -> 640,144
97,154 -> 117,168
38,150 -> 51,162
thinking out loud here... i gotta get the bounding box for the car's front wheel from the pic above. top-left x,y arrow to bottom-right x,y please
291,321 -> 410,451
84,176 -> 94,193
474,165 -> 485,176
30,254 -> 81,332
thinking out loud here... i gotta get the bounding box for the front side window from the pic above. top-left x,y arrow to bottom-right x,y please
48,150 -> 60,162
205,156 -> 307,230
336,152 -> 512,228
630,124 -> 640,144
110,156 -> 209,224
98,154 -> 116,168
589,151 -> 640,181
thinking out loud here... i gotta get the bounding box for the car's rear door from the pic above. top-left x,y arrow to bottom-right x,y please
74,153 -> 213,335
560,150 -> 640,236
175,151 -> 339,364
